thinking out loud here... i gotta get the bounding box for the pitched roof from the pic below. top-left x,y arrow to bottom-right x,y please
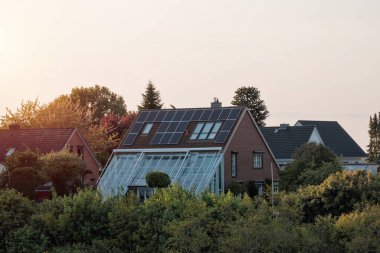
260,125 -> 315,159
296,120 -> 366,157
0,128 -> 75,161
120,106 -> 244,149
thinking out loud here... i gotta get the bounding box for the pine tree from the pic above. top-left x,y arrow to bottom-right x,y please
231,86 -> 269,126
138,81 -> 163,110
367,113 -> 380,162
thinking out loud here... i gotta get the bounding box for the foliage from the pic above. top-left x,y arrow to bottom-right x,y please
335,205 -> 380,253
69,85 -> 127,123
0,189 -> 35,251
367,112 -> 380,163
83,124 -> 120,165
4,149 -> 40,198
231,86 -> 269,126
226,181 -> 243,196
39,151 -> 85,196
138,80 -> 163,110
245,180 -> 259,198
2,172 -> 380,252
10,167 -> 36,199
34,96 -> 93,132
5,148 -> 39,171
280,143 -> 342,191
0,99 -> 41,128
285,170 -> 380,222
145,171 -> 171,188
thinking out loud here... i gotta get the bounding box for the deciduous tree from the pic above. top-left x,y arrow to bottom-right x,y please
231,86 -> 269,126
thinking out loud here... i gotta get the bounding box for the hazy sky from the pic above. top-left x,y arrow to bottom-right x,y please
0,0 -> 379,150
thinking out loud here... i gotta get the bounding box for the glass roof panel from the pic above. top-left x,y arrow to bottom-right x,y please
98,150 -> 222,197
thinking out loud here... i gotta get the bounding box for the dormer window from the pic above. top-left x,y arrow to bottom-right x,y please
142,123 -> 154,135
190,122 -> 222,140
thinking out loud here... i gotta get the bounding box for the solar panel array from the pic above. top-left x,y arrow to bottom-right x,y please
123,107 -> 242,145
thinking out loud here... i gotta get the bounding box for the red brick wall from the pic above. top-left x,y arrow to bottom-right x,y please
224,111 -> 280,189
67,132 -> 100,186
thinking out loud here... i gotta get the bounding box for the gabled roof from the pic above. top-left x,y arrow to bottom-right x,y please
120,106 -> 244,149
260,125 -> 315,159
296,120 -> 366,157
0,128 -> 75,161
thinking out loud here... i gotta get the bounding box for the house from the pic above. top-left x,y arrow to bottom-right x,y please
260,124 -> 323,169
98,101 -> 280,199
261,121 -> 379,175
0,125 -> 102,185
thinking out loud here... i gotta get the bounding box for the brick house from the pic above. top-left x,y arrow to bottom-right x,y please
0,125 -> 101,185
98,101 -> 279,198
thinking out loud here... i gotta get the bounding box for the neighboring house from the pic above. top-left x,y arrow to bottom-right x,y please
260,124 -> 323,169
98,102 -> 280,199
261,120 -> 379,175
0,125 -> 101,185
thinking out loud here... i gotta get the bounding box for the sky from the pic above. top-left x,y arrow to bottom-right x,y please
0,0 -> 379,151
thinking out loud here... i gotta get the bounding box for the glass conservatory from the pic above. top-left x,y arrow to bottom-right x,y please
98,147 -> 224,197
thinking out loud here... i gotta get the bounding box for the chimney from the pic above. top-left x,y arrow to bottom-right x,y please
279,124 -> 289,130
9,124 -> 20,130
211,98 -> 222,108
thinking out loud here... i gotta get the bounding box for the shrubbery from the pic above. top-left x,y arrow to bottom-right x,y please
1,171 -> 380,252
145,171 -> 171,188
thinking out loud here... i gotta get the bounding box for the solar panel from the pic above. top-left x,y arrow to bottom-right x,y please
127,107 -> 243,146
136,111 -> 149,122
151,133 -> 164,145
123,133 -> 138,145
228,108 -> 241,120
218,108 -> 232,120
155,111 -> 167,121
146,111 -> 158,122
191,110 -> 203,121
200,109 -> 212,121
173,111 -> 185,121
215,131 -> 229,143
130,122 -> 144,133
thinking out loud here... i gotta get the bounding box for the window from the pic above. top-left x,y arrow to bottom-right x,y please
68,145 -> 74,153
253,152 -> 263,169
207,122 -> 222,140
142,122 -> 154,135
77,146 -> 84,158
190,122 -> 204,140
198,122 -> 214,140
255,182 -> 264,195
231,152 -> 237,177
273,182 -> 279,194
190,122 -> 222,140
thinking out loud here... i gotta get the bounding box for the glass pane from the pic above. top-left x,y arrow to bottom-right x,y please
130,122 -> 144,133
142,123 -> 153,135
146,111 -> 158,122
155,111 -> 167,121
136,111 -> 149,122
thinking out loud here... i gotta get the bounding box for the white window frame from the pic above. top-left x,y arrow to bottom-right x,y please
231,152 -> 237,177
142,122 -> 154,135
253,152 -> 263,169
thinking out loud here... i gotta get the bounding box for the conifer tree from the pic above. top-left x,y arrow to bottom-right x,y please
367,113 -> 380,162
138,81 -> 163,110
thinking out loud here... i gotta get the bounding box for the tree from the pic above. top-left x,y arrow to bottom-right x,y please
34,96 -> 93,132
0,99 -> 41,128
0,189 -> 34,251
69,85 -> 127,123
138,81 -> 163,110
231,86 -> 269,126
280,143 -> 342,191
367,112 -> 380,163
4,149 -> 40,198
39,151 -> 85,196
145,171 -> 171,188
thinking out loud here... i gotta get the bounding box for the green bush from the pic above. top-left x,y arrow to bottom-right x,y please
226,181 -> 243,196
145,171 -> 171,188
10,166 -> 36,199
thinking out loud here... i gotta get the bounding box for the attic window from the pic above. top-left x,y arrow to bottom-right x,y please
190,122 -> 222,140
142,123 -> 154,135
6,148 -> 16,157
